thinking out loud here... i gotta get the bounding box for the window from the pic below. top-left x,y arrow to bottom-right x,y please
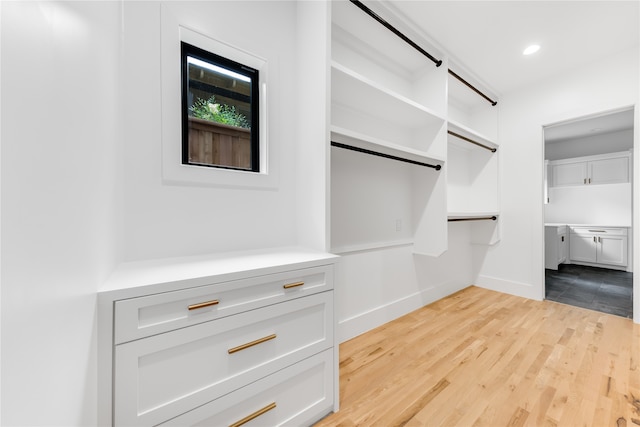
181,42 -> 259,172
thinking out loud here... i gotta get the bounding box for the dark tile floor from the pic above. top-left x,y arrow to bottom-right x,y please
545,264 -> 633,318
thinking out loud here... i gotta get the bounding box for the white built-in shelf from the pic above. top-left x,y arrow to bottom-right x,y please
332,62 -> 445,131
331,126 -> 445,169
447,120 -> 498,151
331,238 -> 414,255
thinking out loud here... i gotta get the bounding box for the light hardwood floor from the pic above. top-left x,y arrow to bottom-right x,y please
315,286 -> 640,427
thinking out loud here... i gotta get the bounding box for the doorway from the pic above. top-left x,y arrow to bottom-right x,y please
543,107 -> 634,318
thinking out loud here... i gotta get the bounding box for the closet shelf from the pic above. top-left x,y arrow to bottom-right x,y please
447,120 -> 498,151
331,127 -> 445,169
332,62 -> 446,129
331,238 -> 414,255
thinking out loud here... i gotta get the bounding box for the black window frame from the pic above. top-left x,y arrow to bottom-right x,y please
181,42 -> 260,172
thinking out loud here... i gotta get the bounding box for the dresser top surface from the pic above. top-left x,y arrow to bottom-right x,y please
100,247 -> 339,300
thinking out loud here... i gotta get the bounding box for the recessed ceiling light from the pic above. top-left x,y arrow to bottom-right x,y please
523,45 -> 540,55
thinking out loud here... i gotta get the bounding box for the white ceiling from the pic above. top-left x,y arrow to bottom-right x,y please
388,1 -> 639,96
386,1 -> 639,140
544,107 -> 634,143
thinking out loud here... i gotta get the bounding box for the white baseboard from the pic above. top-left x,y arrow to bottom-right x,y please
475,274 -> 542,301
337,281 -> 468,343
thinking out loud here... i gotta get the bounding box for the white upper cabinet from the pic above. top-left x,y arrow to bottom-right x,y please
552,161 -> 588,187
550,151 -> 630,187
589,155 -> 630,184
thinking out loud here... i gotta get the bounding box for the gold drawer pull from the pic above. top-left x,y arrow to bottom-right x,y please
283,281 -> 304,289
229,402 -> 276,427
228,334 -> 276,354
187,300 -> 219,311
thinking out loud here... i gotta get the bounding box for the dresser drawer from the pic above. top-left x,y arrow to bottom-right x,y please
114,291 -> 333,427
160,349 -> 335,427
114,265 -> 333,344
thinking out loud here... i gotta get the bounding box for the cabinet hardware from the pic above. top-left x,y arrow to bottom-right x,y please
561,236 -> 564,242
598,237 -> 601,243
283,281 -> 304,289
229,402 -> 276,427
588,178 -> 591,184
228,334 -> 277,354
187,300 -> 219,311
588,230 -> 606,233
593,236 -> 597,243
584,178 -> 587,184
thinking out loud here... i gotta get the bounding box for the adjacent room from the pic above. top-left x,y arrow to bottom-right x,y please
1,1 -> 638,426
544,108 -> 634,318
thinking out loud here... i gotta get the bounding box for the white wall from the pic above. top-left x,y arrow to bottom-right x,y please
1,1 -> 313,424
545,129 -> 633,161
476,48 -> 639,302
122,1 -> 300,261
545,183 -> 632,226
336,224 -> 474,342
1,2 -> 122,425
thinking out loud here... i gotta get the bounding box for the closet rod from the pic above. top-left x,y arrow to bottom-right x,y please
331,141 -> 442,170
349,0 -> 442,67
448,216 -> 497,222
448,130 -> 497,153
448,69 -> 497,106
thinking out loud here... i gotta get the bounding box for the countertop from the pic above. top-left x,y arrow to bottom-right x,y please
545,223 -> 631,228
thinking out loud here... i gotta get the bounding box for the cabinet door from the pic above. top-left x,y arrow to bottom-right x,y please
597,235 -> 628,266
569,234 -> 597,263
552,162 -> 587,187
589,156 -> 629,185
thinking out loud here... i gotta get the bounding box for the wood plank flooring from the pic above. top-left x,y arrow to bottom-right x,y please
315,286 -> 640,427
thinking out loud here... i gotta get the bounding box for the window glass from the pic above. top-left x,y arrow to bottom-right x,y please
181,42 -> 259,171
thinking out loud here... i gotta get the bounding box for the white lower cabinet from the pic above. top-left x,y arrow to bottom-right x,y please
545,225 -> 567,270
98,250 -> 338,427
569,227 -> 628,268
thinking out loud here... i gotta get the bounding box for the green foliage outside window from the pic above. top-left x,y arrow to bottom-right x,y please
189,95 -> 251,129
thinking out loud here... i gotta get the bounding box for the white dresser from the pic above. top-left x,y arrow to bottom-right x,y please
98,248 -> 339,427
